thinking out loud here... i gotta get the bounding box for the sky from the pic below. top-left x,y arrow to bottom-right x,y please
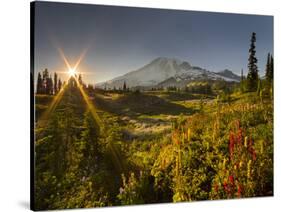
34,1 -> 273,84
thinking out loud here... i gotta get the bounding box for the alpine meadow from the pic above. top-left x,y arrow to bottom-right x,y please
31,2 -> 273,210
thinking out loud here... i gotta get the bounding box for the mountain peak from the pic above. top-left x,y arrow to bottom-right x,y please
151,57 -> 186,66
96,57 -> 239,89
219,69 -> 233,74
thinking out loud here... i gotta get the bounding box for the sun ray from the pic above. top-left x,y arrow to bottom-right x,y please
73,77 -> 124,172
73,76 -> 102,128
37,82 -> 67,128
73,48 -> 88,71
57,47 -> 72,71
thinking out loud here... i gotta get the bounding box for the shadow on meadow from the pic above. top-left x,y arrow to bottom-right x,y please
93,92 -> 198,118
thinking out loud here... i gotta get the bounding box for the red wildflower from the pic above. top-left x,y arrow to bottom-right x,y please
237,128 -> 243,145
223,181 -> 228,192
248,136 -> 253,150
229,131 -> 235,160
252,149 -> 257,161
229,175 -> 234,185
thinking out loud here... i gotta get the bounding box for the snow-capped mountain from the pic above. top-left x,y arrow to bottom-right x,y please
96,57 -> 240,89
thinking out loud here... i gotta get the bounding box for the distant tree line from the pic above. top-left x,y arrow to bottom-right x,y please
36,69 -> 63,95
102,81 -> 130,93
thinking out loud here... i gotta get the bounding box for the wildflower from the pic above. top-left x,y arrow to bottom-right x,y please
214,183 -> 219,193
222,158 -> 226,170
247,160 -> 252,179
187,128 -> 191,142
252,149 -> 257,161
237,128 -> 243,145
223,181 -> 228,191
248,136 -> 253,150
223,180 -> 231,195
239,161 -> 243,168
244,136 -> 248,148
229,175 -> 234,185
229,131 -> 235,160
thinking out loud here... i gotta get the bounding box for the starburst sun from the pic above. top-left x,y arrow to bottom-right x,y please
68,68 -> 77,77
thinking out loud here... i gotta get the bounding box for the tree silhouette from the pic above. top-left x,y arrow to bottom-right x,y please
246,32 -> 259,91
265,53 -> 273,83
240,69 -> 245,93
270,55 -> 274,79
123,81 -> 127,91
78,74 -> 83,85
36,72 -> 43,94
42,68 -> 49,94
46,74 -> 54,95
58,78 -> 62,92
54,72 -> 58,94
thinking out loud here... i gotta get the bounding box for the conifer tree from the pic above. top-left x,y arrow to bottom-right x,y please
269,55 -> 274,83
54,72 -> 58,94
42,68 -> 49,94
36,72 -> 43,94
246,32 -> 259,91
270,55 -> 273,78
78,74 -> 83,85
270,55 -> 274,98
265,53 -> 271,82
265,53 -> 274,89
46,75 -> 54,95
123,81 -> 127,91
240,69 -> 245,92
58,78 -> 62,92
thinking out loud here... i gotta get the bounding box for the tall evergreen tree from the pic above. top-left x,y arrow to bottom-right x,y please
270,55 -> 274,99
36,72 -> 43,94
265,53 -> 270,81
54,72 -> 58,94
46,74 -> 54,95
270,55 -> 274,82
58,78 -> 62,92
78,74 -> 83,85
265,53 -> 274,87
42,68 -> 49,94
240,69 -> 245,93
123,81 -> 127,91
246,32 -> 259,91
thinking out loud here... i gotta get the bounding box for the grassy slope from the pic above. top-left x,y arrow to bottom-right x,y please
35,87 -> 273,207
